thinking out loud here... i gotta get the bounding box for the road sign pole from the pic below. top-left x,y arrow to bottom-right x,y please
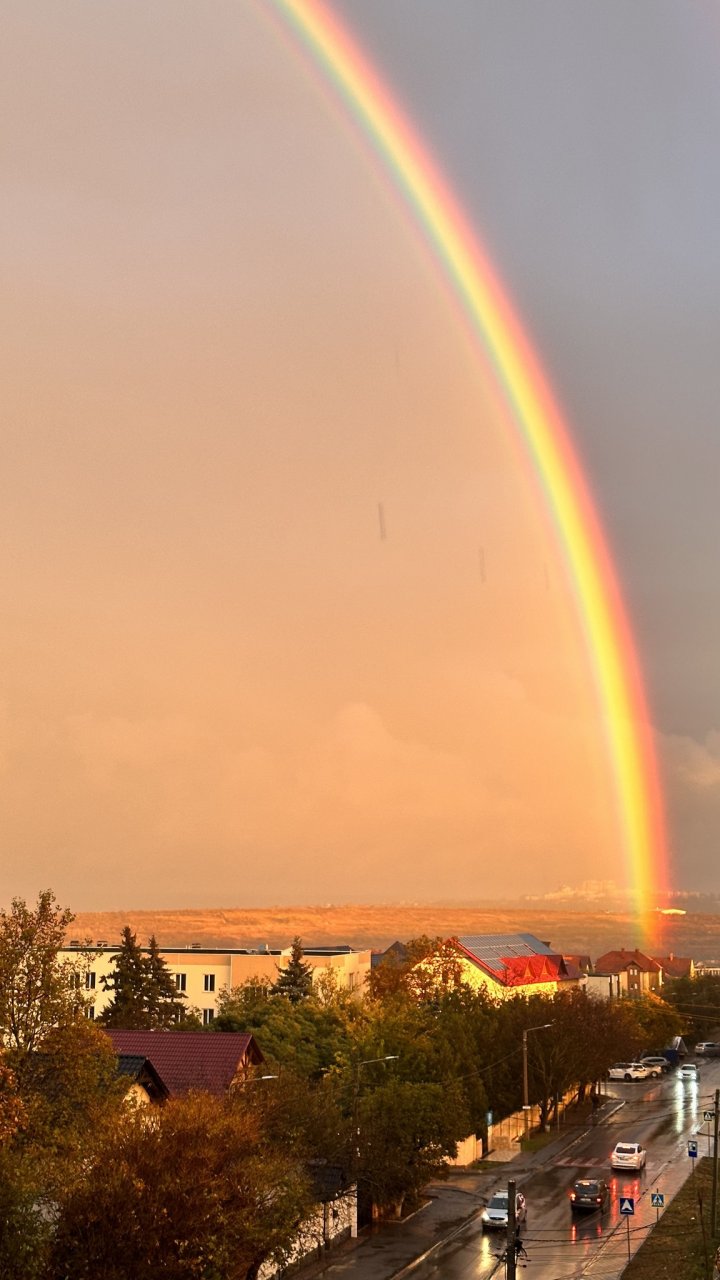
626,1215 -> 631,1263
655,1190 -> 659,1225
707,1090 -> 712,1239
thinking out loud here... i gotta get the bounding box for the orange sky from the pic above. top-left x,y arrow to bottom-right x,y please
1,3 -> 630,908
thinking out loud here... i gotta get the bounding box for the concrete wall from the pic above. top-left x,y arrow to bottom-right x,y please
258,1189 -> 355,1278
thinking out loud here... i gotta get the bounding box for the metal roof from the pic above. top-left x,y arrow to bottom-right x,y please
458,933 -> 555,964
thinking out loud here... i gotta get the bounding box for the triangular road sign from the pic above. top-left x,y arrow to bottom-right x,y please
620,1197 -> 635,1215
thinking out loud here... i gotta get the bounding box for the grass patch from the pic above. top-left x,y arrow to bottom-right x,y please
624,1158 -> 720,1280
519,1130 -> 559,1154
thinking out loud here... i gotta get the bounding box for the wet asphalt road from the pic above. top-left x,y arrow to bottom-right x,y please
409,1057 -> 720,1280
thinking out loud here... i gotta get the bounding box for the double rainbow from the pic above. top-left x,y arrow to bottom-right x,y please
265,0 -> 669,918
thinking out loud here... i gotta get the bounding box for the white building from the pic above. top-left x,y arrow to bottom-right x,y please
58,941 -> 371,1023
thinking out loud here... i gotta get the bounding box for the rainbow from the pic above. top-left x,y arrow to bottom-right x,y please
264,0 -> 669,920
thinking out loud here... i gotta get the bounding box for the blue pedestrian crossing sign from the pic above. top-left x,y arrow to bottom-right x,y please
688,1139 -> 699,1158
620,1197 -> 635,1216
651,1192 -> 664,1208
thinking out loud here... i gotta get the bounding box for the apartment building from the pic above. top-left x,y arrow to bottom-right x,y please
58,941 -> 371,1023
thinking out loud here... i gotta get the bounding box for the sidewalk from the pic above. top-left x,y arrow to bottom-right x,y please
296,1101 -> 615,1280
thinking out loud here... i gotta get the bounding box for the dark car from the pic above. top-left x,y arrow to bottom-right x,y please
569,1179 -> 610,1213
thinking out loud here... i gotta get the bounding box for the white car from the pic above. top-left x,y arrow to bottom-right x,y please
695,1043 -> 720,1057
679,1062 -> 699,1081
611,1141 -> 647,1172
481,1190 -> 527,1231
607,1062 -> 651,1082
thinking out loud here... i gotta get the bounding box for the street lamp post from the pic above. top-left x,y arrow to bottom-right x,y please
522,1023 -> 553,1140
351,1055 -> 399,1237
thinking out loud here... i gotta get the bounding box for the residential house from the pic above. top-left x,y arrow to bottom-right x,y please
593,948 -> 663,998
116,1054 -> 170,1106
413,933 -> 576,1000
562,954 -> 593,977
654,953 -> 695,980
105,1030 -> 263,1097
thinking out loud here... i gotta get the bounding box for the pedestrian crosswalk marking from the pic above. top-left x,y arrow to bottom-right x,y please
555,1156 -> 607,1167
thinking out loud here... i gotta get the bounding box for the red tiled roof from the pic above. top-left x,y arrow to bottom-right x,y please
654,955 -> 693,978
457,941 -> 569,988
594,949 -> 661,974
105,1031 -> 263,1097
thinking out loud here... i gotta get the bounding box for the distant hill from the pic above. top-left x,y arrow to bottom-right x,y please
66,904 -> 720,963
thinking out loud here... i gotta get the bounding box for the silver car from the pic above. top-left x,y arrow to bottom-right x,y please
481,1190 -> 527,1231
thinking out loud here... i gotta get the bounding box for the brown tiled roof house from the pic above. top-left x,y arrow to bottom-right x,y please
105,1030 -> 263,1097
593,948 -> 662,997
653,953 -> 695,980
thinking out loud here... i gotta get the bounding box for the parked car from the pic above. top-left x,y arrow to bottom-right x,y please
481,1190 -> 527,1231
695,1042 -> 720,1057
608,1062 -> 651,1081
569,1179 -> 610,1213
639,1056 -> 672,1074
611,1141 -> 646,1171
679,1062 -> 699,1080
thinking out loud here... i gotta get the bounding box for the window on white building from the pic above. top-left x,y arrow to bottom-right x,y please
86,971 -> 96,990
85,1005 -> 95,1020
202,1008 -> 214,1025
203,974 -> 215,992
175,973 -> 187,992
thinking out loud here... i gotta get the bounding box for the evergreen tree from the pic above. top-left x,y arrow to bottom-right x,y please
271,938 -> 313,1004
100,929 -> 187,1029
99,927 -> 150,1028
146,934 -> 186,1028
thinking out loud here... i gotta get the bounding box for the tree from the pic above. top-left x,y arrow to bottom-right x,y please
0,891 -> 85,1061
271,937 -> 314,1004
0,1063 -> 26,1144
0,1149 -> 52,1280
13,1018 -> 126,1165
367,936 -> 464,1001
99,927 -> 186,1028
145,934 -> 187,1028
215,980 -> 351,1079
50,1092 -> 315,1280
357,1077 -> 469,1218
663,973 -> 720,1041
98,927 -> 149,1028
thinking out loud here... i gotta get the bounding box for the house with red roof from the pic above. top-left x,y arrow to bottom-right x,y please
105,1030 -> 263,1097
414,933 -> 576,1000
653,953 -> 695,980
593,948 -> 663,998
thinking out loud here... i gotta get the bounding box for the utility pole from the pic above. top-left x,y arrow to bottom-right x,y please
506,1179 -> 517,1280
707,1085 -> 712,1233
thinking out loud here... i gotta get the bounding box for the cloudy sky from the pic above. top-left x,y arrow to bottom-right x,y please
2,1 -> 719,909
